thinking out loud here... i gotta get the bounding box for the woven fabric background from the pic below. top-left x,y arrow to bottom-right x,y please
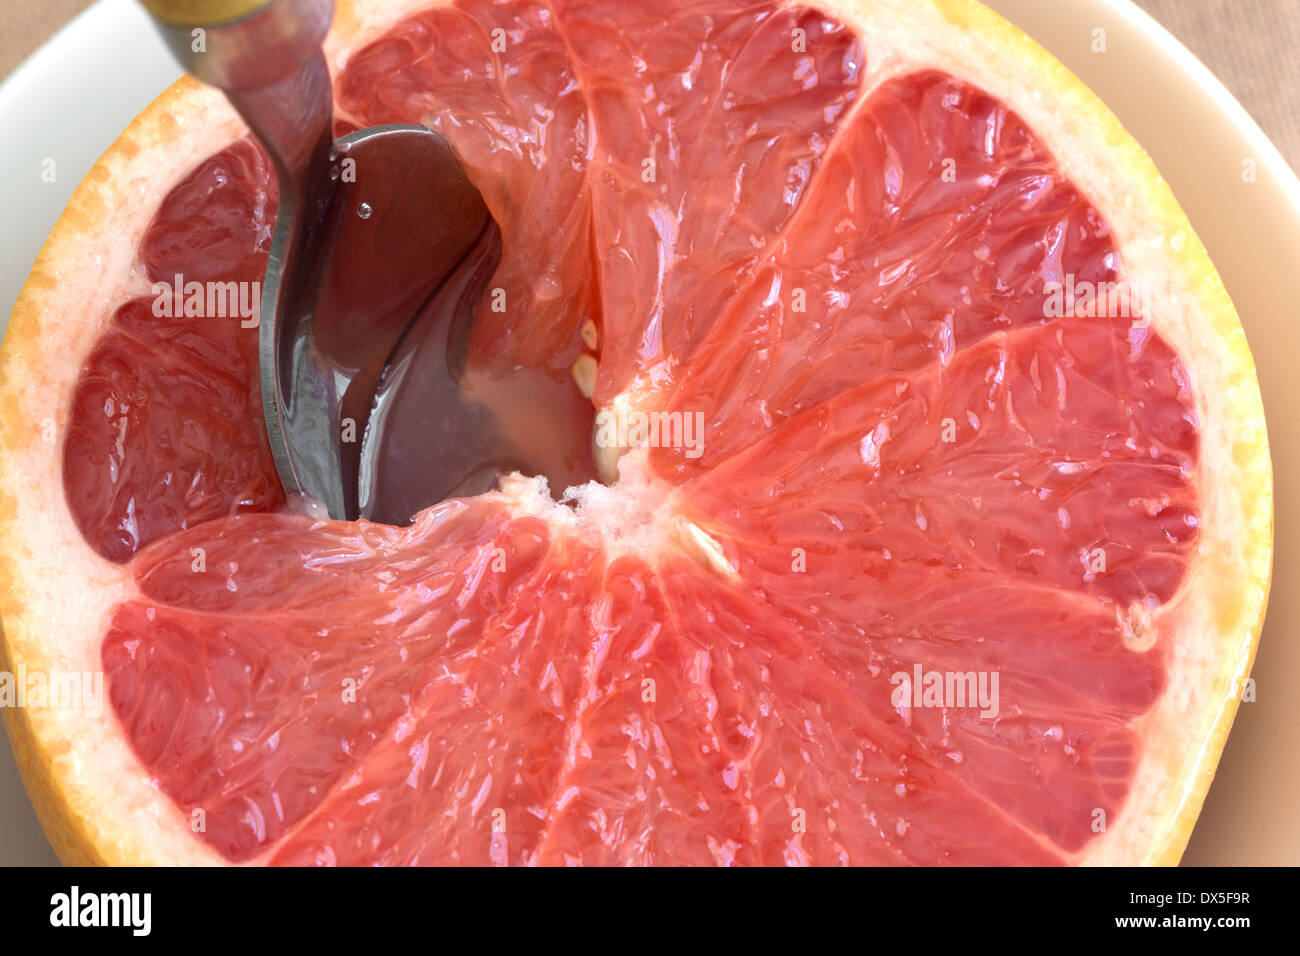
1,0 -> 1298,173
1136,0 -> 1300,173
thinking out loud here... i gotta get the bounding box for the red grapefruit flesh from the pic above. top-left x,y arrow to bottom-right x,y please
2,0 -> 1271,866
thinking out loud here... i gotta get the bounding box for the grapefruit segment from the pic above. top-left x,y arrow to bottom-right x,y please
0,0 -> 1271,866
63,139 -> 282,564
139,138 -> 278,288
108,499 -> 551,862
684,319 -> 1197,608
655,69 -> 1135,476
336,0 -> 599,372
63,293 -> 280,564
269,548 -> 704,866
551,0 -> 865,400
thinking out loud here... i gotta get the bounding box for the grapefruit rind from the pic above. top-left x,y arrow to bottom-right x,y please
0,78 -> 247,865
0,0 -> 1271,865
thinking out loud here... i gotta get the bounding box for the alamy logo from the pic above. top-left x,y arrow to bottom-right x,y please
49,886 -> 151,936
152,273 -> 261,327
891,664 -> 1000,719
0,665 -> 102,718
594,409 -> 705,459
1042,274 -> 1151,319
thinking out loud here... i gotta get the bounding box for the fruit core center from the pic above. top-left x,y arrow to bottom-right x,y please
354,256 -> 603,523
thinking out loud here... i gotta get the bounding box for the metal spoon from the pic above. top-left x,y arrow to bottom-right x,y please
139,0 -> 504,523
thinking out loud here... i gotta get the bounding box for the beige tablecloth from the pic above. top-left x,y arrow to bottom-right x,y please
1137,0 -> 1300,173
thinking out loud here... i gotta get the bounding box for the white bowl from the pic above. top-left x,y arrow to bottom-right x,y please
1,0 -> 1295,865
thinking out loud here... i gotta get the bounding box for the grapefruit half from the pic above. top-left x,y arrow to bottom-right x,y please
0,0 -> 1272,865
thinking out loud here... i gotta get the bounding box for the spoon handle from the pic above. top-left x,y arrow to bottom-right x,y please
137,0 -> 340,509
138,0 -> 268,26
